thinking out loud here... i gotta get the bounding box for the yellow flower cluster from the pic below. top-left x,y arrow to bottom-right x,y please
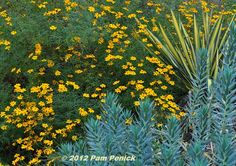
178,0 -> 236,28
44,8 -> 61,16
0,82 -> 90,165
86,1 -> 180,117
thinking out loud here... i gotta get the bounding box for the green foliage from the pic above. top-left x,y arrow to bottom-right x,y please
53,23 -> 236,165
0,1 -> 181,163
158,118 -> 183,166
186,49 -> 211,142
187,141 -> 208,166
144,11 -> 234,89
53,93 -> 155,166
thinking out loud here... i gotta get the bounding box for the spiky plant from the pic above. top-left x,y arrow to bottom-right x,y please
211,22 -> 236,165
142,11 -> 235,89
51,93 -> 156,166
157,23 -> 236,165
157,118 -> 184,166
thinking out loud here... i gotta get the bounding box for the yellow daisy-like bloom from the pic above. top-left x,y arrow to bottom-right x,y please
125,118 -> 132,125
179,112 -> 186,117
88,6 -> 95,12
72,135 -> 78,141
75,69 -> 83,74
83,93 -> 90,98
79,108 -> 88,117
88,108 -> 94,113
134,101 -> 140,106
96,115 -> 101,120
35,43 -> 42,55
49,25 -> 57,31
58,84 -> 67,93
55,70 -> 61,76
11,31 -> 17,35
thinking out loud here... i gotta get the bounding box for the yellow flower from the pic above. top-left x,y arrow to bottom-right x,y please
98,37 -> 104,44
47,60 -> 55,67
75,69 -> 83,74
130,56 -> 136,61
90,65 -> 96,68
161,85 -> 167,90
38,101 -> 45,107
72,135 -> 78,141
30,86 -> 40,93
169,81 -> 175,85
134,101 -> 140,106
83,93 -> 90,98
100,84 -> 106,88
157,123 -> 163,127
128,13 -> 136,18
27,69 -> 34,73
17,95 -> 23,100
32,55 -> 38,60
125,118 -> 132,125
0,125 -> 8,130
43,148 -> 55,155
124,70 -> 136,75
88,6 -> 95,12
14,84 -> 26,93
16,123 -> 23,128
58,84 -> 68,93
79,108 -> 88,117
113,80 -> 120,85
43,140 -> 53,146
11,31 -> 17,35
5,106 -> 10,111
91,93 -> 98,98
96,115 -> 101,120
140,69 -> 147,74
88,108 -> 94,113
73,36 -> 80,42
10,101 -> 16,107
152,26 -> 159,31
50,25 -> 57,31
179,112 -> 186,117
28,157 -> 41,165
42,123 -> 48,128
55,70 -> 61,76
35,43 -> 42,55
75,119 -> 81,124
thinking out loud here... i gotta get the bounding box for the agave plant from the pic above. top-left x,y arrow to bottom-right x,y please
143,11 -> 235,89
